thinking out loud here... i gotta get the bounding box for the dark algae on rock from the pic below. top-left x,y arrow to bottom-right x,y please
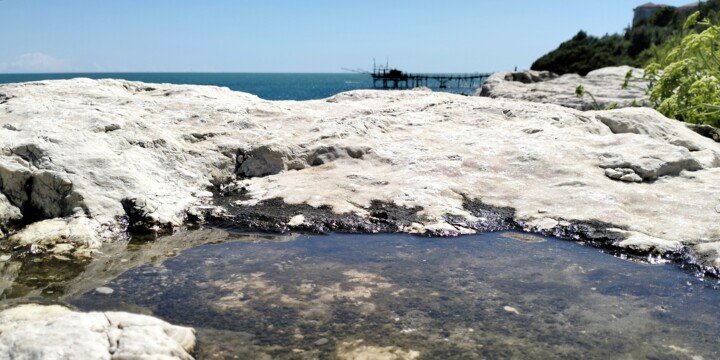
208,193 -> 429,235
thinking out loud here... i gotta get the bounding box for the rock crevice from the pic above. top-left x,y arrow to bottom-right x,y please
236,144 -> 372,178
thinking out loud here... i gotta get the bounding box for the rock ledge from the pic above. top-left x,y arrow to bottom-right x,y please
478,66 -> 649,110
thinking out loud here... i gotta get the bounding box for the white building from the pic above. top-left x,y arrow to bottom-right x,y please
633,1 -> 700,23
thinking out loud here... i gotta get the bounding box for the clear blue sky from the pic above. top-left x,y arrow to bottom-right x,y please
0,0 -> 698,73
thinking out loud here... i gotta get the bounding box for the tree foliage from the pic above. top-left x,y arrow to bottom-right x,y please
531,31 -> 631,76
644,12 -> 720,126
531,2 -> 720,75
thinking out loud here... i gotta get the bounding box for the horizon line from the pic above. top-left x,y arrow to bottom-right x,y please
0,70 -> 497,76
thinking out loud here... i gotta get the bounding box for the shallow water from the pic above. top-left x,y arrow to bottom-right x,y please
68,231 -> 720,359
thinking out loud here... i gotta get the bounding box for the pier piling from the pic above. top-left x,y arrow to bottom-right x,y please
370,64 -> 491,92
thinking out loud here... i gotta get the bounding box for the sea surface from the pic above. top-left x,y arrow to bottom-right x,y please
0,73 -> 483,100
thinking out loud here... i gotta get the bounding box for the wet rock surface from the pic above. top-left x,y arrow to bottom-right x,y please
0,304 -> 195,359
478,66 -> 649,110
0,79 -> 719,273
0,228 -> 287,303
209,197 -> 432,235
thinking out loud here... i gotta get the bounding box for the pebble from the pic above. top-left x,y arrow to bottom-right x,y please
95,287 -> 114,295
287,214 -> 306,227
0,255 -> 11,262
619,173 -> 643,183
503,306 -> 520,315
715,205 -> 720,214
314,338 -> 329,346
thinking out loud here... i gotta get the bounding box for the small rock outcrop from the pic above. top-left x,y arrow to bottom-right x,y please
478,66 -> 649,110
0,304 -> 196,359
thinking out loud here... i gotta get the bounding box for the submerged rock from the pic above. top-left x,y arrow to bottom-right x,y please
501,232 -> 546,243
336,340 -> 420,360
95,286 -> 114,295
0,304 -> 195,359
314,338 -> 329,346
0,79 -> 719,271
478,66 -> 649,110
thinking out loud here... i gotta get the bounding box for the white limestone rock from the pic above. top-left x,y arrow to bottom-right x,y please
8,217 -> 100,257
0,304 -> 195,359
0,193 -> 21,228
478,66 -> 649,110
287,214 -> 306,227
694,241 -> 720,268
526,217 -> 560,231
611,229 -> 682,254
0,78 -> 719,269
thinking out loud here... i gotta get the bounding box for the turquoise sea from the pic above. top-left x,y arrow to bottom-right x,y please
0,73 -> 483,101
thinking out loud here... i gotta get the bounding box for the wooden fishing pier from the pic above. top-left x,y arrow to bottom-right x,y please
370,64 -> 491,90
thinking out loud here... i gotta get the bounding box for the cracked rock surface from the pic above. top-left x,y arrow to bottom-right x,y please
0,79 -> 719,269
0,304 -> 195,359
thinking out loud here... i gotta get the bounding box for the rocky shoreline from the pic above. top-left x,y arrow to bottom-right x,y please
0,78 -> 718,270
206,195 -> 716,276
1,77 -> 720,357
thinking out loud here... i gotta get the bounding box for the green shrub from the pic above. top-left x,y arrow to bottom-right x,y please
644,12 -> 720,126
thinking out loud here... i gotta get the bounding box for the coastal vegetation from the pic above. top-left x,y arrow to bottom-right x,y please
531,1 -> 720,76
645,12 -> 720,126
533,2 -> 720,127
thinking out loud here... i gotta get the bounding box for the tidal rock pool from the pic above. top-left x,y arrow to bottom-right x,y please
64,231 -> 720,359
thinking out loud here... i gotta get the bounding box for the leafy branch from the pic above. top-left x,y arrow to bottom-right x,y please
644,11 -> 720,126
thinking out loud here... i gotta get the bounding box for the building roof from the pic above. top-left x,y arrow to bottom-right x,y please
634,2 -> 670,10
678,2 -> 700,9
634,1 -> 699,10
